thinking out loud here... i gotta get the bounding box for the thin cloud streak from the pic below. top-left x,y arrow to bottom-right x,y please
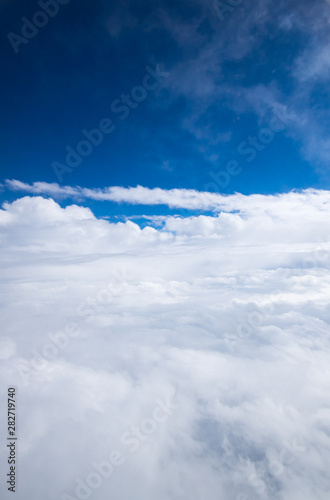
5,179 -> 330,214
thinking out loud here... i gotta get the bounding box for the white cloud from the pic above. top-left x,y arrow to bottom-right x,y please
1,191 -> 330,500
5,179 -> 330,215
293,42 -> 330,83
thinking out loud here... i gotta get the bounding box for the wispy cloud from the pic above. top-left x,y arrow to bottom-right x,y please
5,179 -> 330,215
154,0 -> 330,174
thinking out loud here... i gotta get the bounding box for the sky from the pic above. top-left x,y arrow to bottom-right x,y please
1,1 -> 330,500
0,0 -> 330,216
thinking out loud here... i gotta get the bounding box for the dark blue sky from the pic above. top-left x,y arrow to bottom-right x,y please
0,0 -> 329,215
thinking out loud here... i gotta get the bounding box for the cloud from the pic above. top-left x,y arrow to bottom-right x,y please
1,191 -> 330,499
293,42 -> 330,83
5,179 -> 330,215
150,0 -> 330,172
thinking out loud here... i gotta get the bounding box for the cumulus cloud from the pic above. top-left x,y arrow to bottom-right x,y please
1,191 -> 330,500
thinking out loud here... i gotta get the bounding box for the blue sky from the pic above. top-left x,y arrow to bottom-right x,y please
0,0 -> 329,218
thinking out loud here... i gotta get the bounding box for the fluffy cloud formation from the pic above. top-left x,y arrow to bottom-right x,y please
0,192 -> 330,500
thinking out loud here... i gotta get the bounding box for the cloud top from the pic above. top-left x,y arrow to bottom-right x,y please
1,190 -> 330,500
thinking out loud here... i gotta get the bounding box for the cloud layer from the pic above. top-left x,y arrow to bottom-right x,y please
1,191 -> 330,500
